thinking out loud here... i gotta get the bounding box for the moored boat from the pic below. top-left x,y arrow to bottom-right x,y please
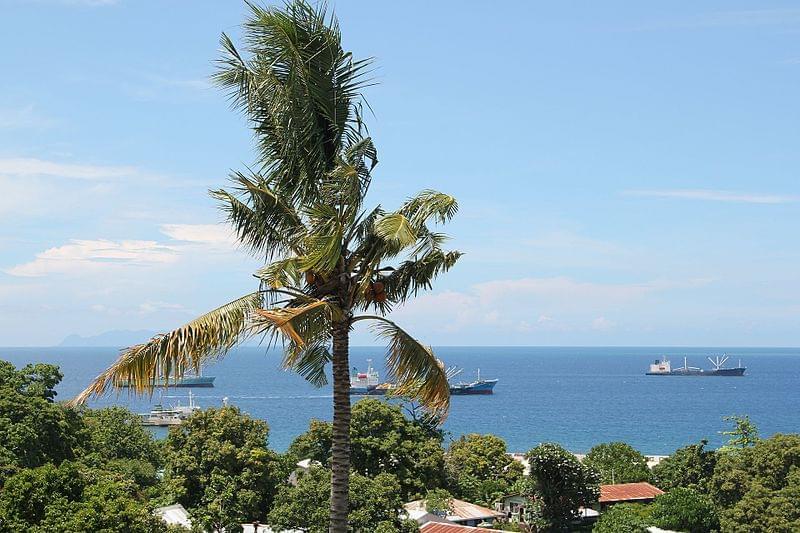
139,392 -> 200,426
120,369 -> 215,388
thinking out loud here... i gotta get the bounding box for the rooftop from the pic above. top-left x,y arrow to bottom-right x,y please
405,498 -> 502,522
420,522 -> 496,533
599,482 -> 665,503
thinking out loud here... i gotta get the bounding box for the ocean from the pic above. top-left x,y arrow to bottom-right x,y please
2,346 -> 798,455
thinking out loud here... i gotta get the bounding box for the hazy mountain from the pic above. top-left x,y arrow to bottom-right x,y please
58,330 -> 156,347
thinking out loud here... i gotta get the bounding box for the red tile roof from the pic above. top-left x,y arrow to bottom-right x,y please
599,482 -> 664,503
420,523 -> 495,533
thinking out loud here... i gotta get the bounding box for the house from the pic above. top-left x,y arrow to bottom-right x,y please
495,493 -> 599,524
287,458 -> 322,486
155,504 -> 192,529
494,493 -> 529,522
419,522 -> 496,533
404,498 -> 503,527
596,482 -> 664,511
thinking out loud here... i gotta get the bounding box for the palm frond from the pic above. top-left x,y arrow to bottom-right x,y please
354,315 -> 450,413
69,292 -> 264,406
382,250 -> 463,303
400,189 -> 459,227
374,213 -> 417,248
253,299 -> 339,348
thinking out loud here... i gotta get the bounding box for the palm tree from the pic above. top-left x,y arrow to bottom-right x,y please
71,2 -> 461,531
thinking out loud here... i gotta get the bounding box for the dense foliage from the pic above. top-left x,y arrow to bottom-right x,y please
583,442 -> 651,485
267,467 -> 416,533
650,487 -> 719,533
288,399 -> 446,499
161,406 -> 283,532
0,361 -> 166,533
525,443 -> 601,529
652,439 -> 717,492
445,433 -> 524,506
592,503 -> 652,533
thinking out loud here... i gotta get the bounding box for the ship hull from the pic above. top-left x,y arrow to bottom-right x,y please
350,379 -> 499,396
120,376 -> 216,388
646,368 -> 746,376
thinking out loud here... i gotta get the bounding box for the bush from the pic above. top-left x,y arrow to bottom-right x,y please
592,503 -> 652,533
650,487 -> 719,533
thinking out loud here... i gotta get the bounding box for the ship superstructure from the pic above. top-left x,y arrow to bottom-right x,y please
646,355 -> 746,376
349,361 -> 498,395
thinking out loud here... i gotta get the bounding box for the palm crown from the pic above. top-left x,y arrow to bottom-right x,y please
72,0 -> 460,417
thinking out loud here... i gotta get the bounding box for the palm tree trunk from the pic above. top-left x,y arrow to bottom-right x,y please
330,318 -> 351,532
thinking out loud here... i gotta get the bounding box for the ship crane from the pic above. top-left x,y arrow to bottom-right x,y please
708,354 -> 730,370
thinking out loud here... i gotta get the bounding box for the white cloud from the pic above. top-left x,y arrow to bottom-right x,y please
6,239 -> 178,277
160,223 -> 238,247
591,316 -> 616,331
624,189 -> 798,204
0,157 -> 135,180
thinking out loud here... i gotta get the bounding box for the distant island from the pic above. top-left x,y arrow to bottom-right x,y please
58,330 -> 157,347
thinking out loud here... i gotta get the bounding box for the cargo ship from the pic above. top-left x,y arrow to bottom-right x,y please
119,368 -> 215,388
349,361 -> 498,395
646,355 -> 746,376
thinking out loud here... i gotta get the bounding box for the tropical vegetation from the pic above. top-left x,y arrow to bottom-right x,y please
69,1 -> 461,530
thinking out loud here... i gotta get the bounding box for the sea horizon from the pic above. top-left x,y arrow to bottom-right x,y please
3,345 -> 798,455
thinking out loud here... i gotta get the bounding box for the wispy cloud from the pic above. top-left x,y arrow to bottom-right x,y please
624,189 -> 798,204
0,105 -> 55,129
0,157 -> 135,180
632,8 -> 800,31
5,239 -> 179,277
5,223 -> 239,277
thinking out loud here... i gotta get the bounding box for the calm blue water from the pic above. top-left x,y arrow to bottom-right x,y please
2,346 -> 798,455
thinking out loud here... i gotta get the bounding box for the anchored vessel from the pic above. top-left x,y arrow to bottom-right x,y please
139,391 -> 200,426
120,368 -> 215,388
646,355 -> 746,376
349,360 -> 498,395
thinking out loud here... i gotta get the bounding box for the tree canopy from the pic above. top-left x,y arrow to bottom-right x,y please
583,442 -> 651,485
445,433 -> 524,507
592,503 -> 652,533
651,439 -> 717,493
525,442 -> 600,529
649,487 -> 719,533
162,406 -> 282,533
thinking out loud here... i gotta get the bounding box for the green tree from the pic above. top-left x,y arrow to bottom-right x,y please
72,3 -> 461,530
525,443 -> 600,530
0,461 -> 166,533
583,442 -> 651,485
720,415 -> 759,450
445,433 -> 524,506
719,470 -> 800,533
0,360 -> 81,482
651,439 -> 717,493
80,406 -> 160,464
592,503 -> 652,533
649,487 -> 719,533
287,418 -> 333,467
709,433 -> 800,532
162,406 -> 282,532
267,467 -> 415,533
288,399 -> 446,499
423,488 -> 453,516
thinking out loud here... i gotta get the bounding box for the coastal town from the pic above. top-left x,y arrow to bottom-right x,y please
2,0 -> 798,531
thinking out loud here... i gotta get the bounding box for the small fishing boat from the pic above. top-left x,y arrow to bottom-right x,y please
139,392 -> 200,426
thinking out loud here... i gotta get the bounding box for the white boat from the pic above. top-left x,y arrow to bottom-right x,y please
139,391 -> 200,426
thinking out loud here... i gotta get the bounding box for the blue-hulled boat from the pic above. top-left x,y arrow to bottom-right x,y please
349,362 -> 498,395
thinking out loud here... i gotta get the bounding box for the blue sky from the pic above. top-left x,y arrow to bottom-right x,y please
1,1 -> 798,346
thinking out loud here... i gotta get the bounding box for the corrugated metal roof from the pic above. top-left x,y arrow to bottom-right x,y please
420,522 -> 496,533
599,482 -> 664,503
404,498 -> 502,521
